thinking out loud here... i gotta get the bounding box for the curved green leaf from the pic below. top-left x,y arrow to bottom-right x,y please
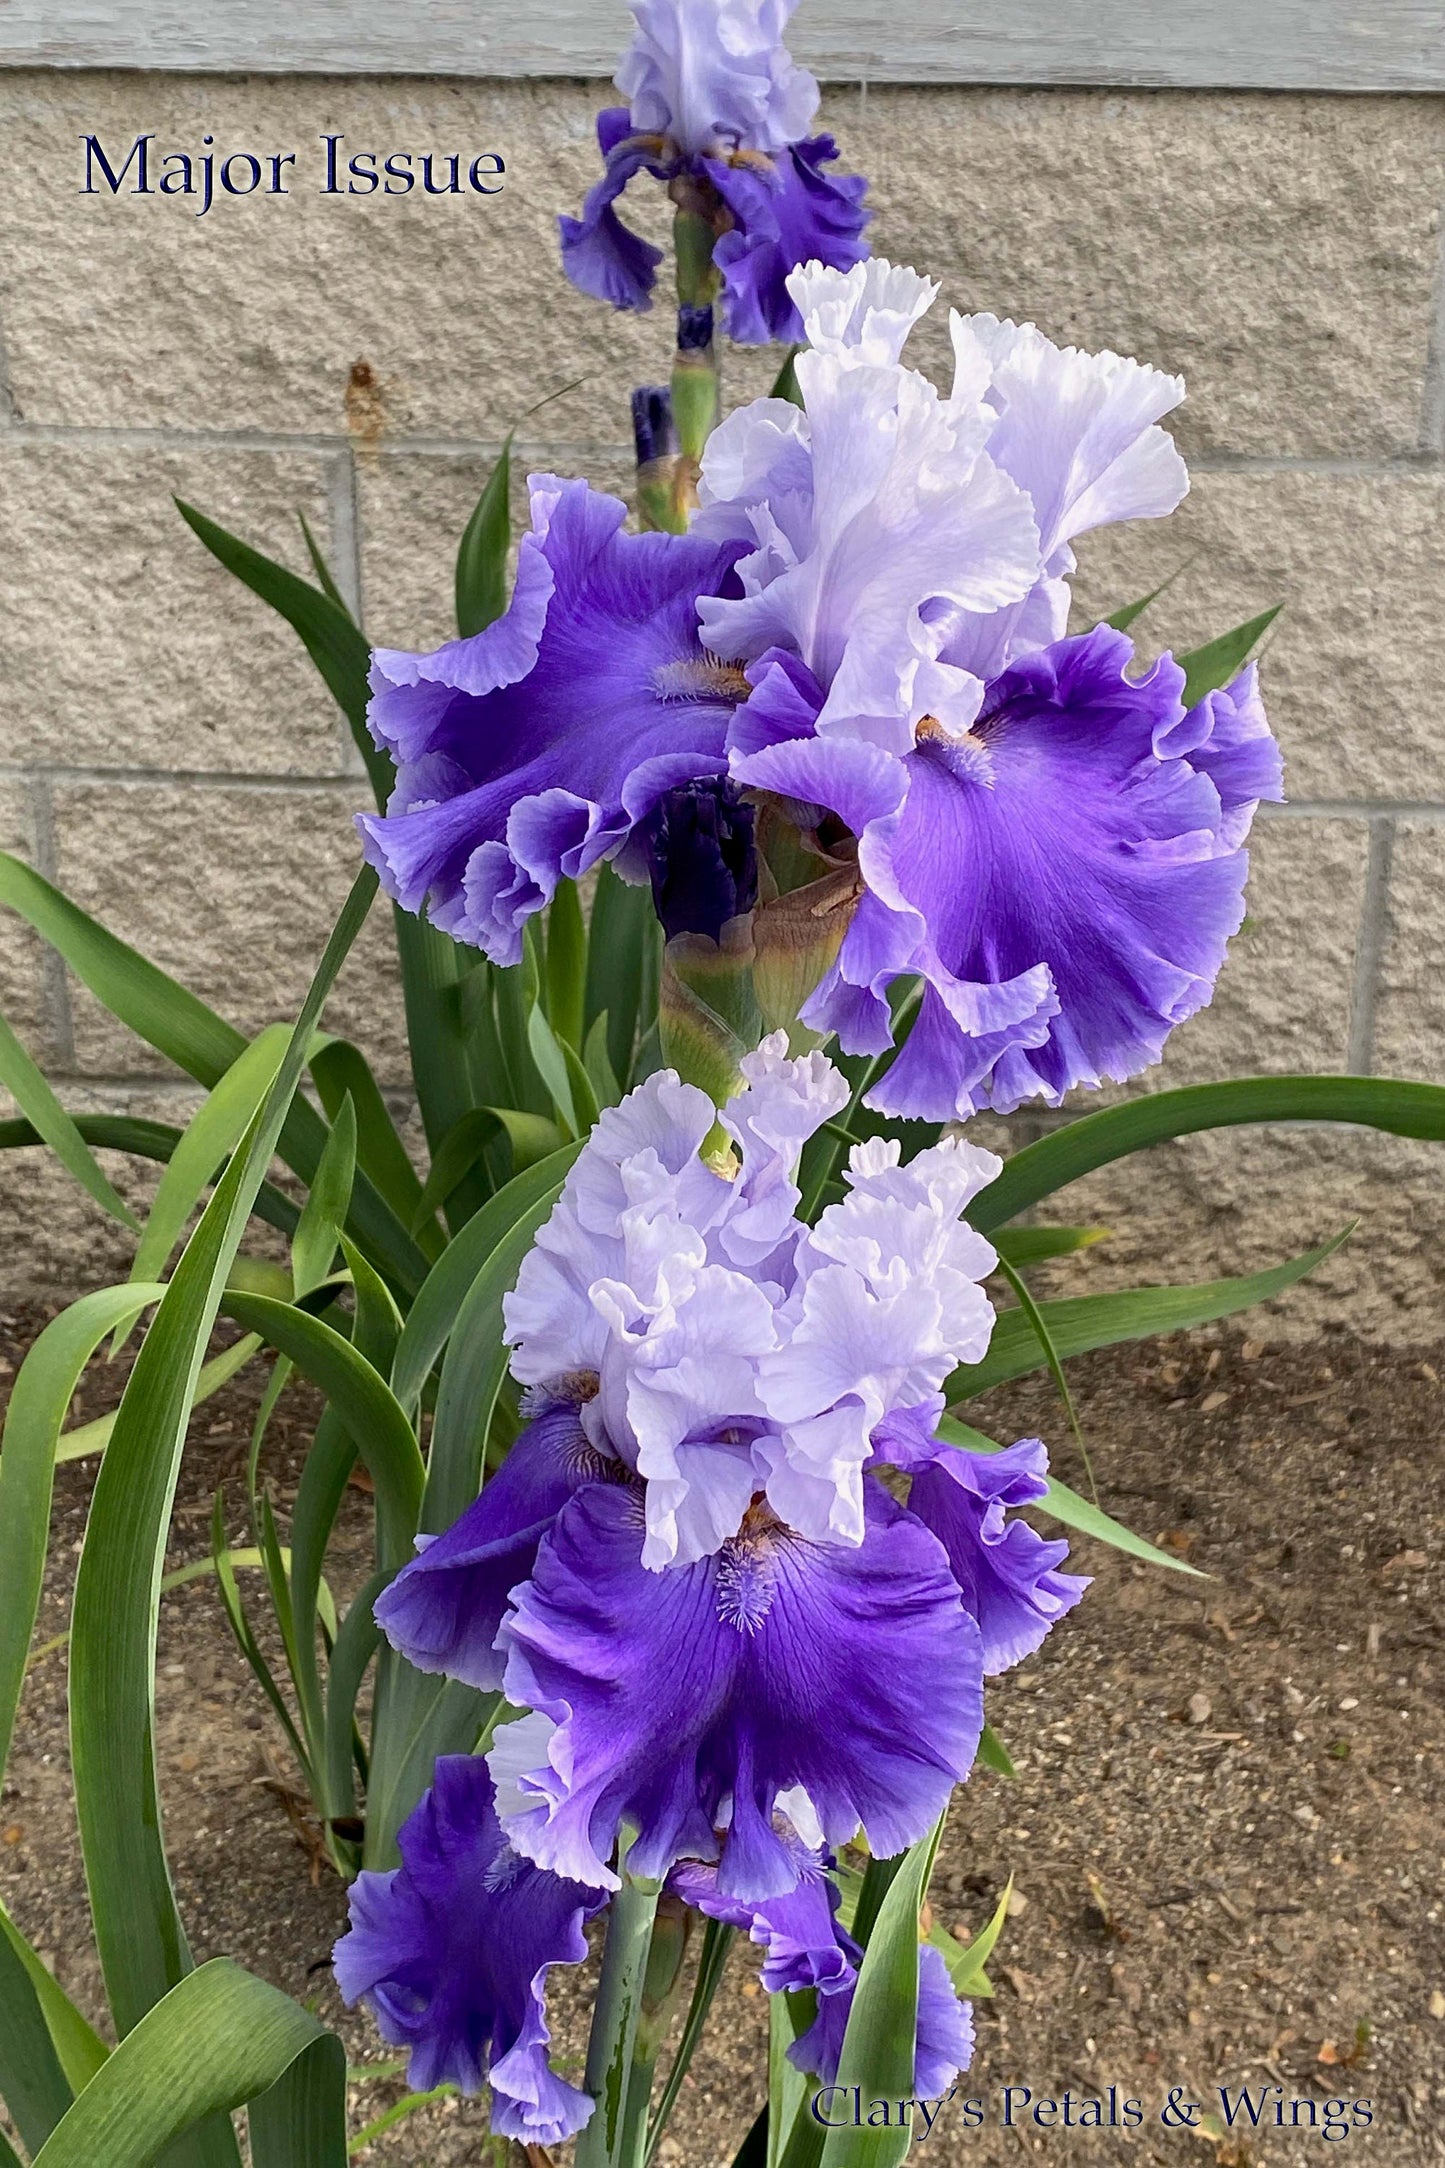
0,853 -> 427,1296
816,1819 -> 944,2168
1178,604 -> 1280,708
421,1178 -> 568,1533
0,1013 -> 138,1231
219,1294 -> 423,1563
69,869 -> 375,2083
454,438 -> 512,639
0,1912 -> 85,2153
175,499 -> 376,792
56,1333 -> 261,1466
950,1227 -> 1349,1398
124,1023 -> 292,1335
770,346 -> 802,406
177,502 -> 489,1237
933,1876 -> 1010,1997
0,1282 -> 164,1790
585,863 -> 659,1088
971,1075 -> 1445,1233
291,1092 -> 356,1297
409,1106 -> 563,1234
310,1039 -> 434,1253
546,879 -> 587,1057
0,849 -> 243,1084
0,1115 -> 302,1241
389,1143 -> 583,1414
30,1959 -> 346,2168
0,1905 -> 107,2098
991,1224 -> 1108,1269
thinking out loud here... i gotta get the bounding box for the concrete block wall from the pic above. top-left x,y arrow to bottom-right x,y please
2,70 -> 1444,1336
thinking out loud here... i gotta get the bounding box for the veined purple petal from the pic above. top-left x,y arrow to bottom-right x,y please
706,137 -> 871,345
558,115 -> 667,312
373,1398 -> 627,1691
333,1756 -> 604,2144
949,312 -> 1188,564
670,1838 -> 857,1996
1181,662 -> 1284,851
489,1479 -> 983,1898
874,1422 -> 1089,1674
806,625 -> 1266,1121
356,476 -> 745,964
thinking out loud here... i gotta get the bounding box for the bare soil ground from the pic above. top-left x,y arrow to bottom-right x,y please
1,1304 -> 1442,2166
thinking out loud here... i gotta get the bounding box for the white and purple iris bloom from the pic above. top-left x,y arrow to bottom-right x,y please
558,0 -> 870,341
339,1048 -> 1085,2130
357,257 -> 1281,1126
692,259 -> 1284,1120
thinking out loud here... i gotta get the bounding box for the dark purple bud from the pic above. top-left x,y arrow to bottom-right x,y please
631,383 -> 678,468
644,778 -> 758,944
676,303 -> 716,354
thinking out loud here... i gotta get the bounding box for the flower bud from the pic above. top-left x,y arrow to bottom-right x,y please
644,778 -> 758,945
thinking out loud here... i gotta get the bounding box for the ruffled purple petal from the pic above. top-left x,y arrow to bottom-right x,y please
670,1838 -> 856,1996
616,0 -> 820,158
706,137 -> 871,345
1178,662 -> 1283,851
356,476 -> 745,964
333,1756 -> 603,2144
489,1479 -> 983,1898
373,1398 -> 627,1691
558,113 -> 667,312
798,625 -> 1260,1120
874,1423 -> 1089,1674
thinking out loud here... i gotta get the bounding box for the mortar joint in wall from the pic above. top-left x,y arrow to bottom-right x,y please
1345,815 -> 1396,1077
1420,189 -> 1445,455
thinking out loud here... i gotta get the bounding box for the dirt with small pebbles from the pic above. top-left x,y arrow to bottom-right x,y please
1,1304 -> 1441,2166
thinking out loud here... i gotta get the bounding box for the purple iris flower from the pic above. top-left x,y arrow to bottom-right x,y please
558,0 -> 870,343
690,259 -> 1284,1121
374,1057 -> 1086,1902
332,1755 -> 605,2146
355,475 -> 750,966
671,1840 -> 975,2094
873,1414 -> 1089,1674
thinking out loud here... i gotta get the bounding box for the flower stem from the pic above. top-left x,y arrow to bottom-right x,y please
632,385 -> 682,535
668,192 -> 722,523
615,1895 -> 694,2167
576,1839 -> 664,2168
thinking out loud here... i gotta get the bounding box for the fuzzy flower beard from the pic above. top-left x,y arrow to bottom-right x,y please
692,258 -> 1283,1121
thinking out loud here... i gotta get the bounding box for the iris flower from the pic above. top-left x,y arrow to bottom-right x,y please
559,0 -> 870,341
692,259 -> 1285,1119
376,1051 -> 1086,1903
